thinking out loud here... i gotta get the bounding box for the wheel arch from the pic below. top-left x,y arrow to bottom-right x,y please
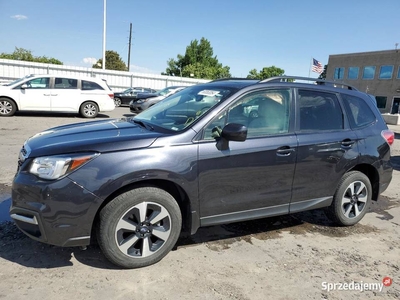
349,163 -> 379,200
80,100 -> 100,109
91,179 -> 193,243
0,96 -> 19,111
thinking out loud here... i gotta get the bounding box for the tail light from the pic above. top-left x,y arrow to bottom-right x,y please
381,130 -> 394,146
108,93 -> 114,99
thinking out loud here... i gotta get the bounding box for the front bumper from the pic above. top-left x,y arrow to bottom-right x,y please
10,172 -> 102,247
130,104 -> 144,113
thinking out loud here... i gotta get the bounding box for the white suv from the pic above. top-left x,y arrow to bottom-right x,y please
0,74 -> 115,118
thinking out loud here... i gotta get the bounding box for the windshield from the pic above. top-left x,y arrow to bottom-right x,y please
156,87 -> 178,96
122,88 -> 134,94
5,74 -> 35,86
133,84 -> 237,132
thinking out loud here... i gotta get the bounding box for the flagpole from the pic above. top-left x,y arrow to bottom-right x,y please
308,57 -> 312,77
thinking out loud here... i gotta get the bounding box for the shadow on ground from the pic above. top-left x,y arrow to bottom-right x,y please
14,111 -> 110,119
2,195 -> 397,270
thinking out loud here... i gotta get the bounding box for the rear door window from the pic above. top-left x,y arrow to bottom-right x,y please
54,78 -> 78,89
298,89 -> 343,131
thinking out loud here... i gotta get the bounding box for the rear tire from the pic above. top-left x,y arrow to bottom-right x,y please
80,101 -> 99,118
0,98 -> 17,116
97,187 -> 182,269
325,171 -> 372,226
114,97 -> 121,107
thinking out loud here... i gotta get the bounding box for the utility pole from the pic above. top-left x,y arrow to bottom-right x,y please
102,0 -> 106,70
127,23 -> 132,72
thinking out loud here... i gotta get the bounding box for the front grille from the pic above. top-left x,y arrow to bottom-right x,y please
21,145 -> 27,156
17,143 -> 31,170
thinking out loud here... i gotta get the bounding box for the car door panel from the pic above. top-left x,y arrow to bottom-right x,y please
17,77 -> 51,110
198,134 -> 297,223
290,89 -> 359,211
290,130 -> 359,210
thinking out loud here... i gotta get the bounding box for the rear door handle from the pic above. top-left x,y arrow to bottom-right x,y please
51,94 -> 58,96
43,94 -> 51,96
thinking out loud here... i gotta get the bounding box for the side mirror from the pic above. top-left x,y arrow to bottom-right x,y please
221,123 -> 247,142
20,84 -> 28,89
216,123 -> 247,151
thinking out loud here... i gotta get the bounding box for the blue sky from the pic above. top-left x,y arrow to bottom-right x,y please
1,0 -> 399,78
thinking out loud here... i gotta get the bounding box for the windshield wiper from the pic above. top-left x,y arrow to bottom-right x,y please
132,119 -> 154,131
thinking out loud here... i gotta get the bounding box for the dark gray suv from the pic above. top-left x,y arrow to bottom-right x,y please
10,76 -> 394,268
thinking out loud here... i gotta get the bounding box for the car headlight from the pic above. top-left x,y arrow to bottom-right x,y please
29,153 -> 99,180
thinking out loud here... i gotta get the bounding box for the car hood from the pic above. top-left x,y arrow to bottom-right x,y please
147,95 -> 165,101
135,92 -> 158,100
24,118 -> 163,157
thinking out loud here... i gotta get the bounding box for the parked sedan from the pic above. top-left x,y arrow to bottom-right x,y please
130,86 -> 186,113
114,87 -> 157,107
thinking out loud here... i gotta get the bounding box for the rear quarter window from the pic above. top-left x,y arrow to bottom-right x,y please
341,94 -> 376,129
82,80 -> 104,90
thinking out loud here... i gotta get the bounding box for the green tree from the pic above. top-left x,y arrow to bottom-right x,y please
0,47 -> 63,64
318,64 -> 328,79
246,66 -> 285,80
93,50 -> 127,71
163,37 -> 231,79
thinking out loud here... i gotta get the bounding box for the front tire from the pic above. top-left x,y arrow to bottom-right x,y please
0,98 -> 17,116
80,101 -> 99,118
97,187 -> 182,268
325,171 -> 372,226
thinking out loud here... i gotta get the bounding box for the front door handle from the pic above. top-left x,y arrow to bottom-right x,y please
341,139 -> 355,148
43,94 -> 51,96
276,147 -> 295,156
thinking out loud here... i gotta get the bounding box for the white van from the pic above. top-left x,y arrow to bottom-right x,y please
0,74 -> 115,118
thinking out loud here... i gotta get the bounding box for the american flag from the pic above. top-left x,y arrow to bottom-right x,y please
311,58 -> 323,74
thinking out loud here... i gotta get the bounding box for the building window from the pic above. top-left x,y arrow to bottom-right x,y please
375,96 -> 387,109
348,67 -> 359,79
334,67 -> 344,79
379,65 -> 393,79
397,66 -> 400,79
362,66 -> 376,79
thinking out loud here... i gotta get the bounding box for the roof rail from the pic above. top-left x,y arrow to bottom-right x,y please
259,76 -> 358,91
209,77 -> 257,82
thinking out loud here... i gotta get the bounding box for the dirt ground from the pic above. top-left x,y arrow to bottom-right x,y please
0,108 -> 399,300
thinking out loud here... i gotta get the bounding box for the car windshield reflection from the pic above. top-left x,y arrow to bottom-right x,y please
133,85 -> 236,132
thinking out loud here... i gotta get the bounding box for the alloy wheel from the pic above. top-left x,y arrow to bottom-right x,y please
341,181 -> 368,219
115,201 -> 171,258
0,101 -> 12,115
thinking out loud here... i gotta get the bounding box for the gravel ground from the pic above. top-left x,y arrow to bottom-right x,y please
0,108 -> 399,300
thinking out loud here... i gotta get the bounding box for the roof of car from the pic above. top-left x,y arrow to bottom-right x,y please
204,79 -> 259,89
27,74 -> 106,82
206,76 -> 358,91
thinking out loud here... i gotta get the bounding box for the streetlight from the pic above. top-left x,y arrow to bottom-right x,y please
102,0 -> 106,70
